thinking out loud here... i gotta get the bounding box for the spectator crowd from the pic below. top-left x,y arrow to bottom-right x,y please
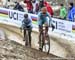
0,0 -> 75,22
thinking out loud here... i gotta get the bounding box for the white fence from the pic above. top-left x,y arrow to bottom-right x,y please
0,7 -> 75,39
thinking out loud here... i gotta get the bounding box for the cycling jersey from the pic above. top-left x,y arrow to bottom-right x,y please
38,12 -> 52,26
22,18 -> 32,29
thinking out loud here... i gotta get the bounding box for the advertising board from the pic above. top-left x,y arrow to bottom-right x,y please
0,7 -> 75,39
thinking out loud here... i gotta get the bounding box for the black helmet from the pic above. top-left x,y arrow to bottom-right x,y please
24,14 -> 28,18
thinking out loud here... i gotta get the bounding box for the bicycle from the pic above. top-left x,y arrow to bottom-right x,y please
20,27 -> 31,47
39,24 -> 55,54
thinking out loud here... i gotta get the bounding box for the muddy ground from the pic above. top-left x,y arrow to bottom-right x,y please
0,39 -> 63,60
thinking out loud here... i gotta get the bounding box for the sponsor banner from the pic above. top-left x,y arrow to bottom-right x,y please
52,18 -> 72,33
0,7 -> 75,39
0,8 -> 38,27
52,18 -> 75,38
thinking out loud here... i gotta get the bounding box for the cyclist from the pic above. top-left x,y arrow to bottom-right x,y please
38,7 -> 52,50
21,14 -> 32,47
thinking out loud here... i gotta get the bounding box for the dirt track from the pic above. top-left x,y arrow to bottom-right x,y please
0,39 -> 62,60
0,23 -> 75,59
0,25 -> 62,60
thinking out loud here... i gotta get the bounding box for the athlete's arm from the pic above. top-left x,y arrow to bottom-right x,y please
37,12 -> 41,25
28,18 -> 33,27
47,12 -> 52,27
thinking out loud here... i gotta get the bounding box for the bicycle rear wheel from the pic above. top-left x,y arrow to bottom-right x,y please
25,31 -> 29,47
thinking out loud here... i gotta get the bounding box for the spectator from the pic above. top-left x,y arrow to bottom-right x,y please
2,0 -> 7,8
59,4 -> 67,19
24,0 -> 33,13
20,1 -> 28,12
39,0 -> 54,16
13,2 -> 24,12
0,0 -> 3,7
67,2 -> 75,22
39,0 -> 44,10
44,0 -> 54,16
31,0 -> 39,14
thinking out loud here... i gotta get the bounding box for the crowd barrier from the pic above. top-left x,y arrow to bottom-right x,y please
0,7 -> 75,39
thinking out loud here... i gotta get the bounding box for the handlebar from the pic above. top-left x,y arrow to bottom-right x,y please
51,24 -> 55,31
40,24 -> 55,31
20,27 -> 31,33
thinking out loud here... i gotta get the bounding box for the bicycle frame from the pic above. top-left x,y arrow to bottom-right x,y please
23,28 -> 30,47
42,28 -> 47,42
39,26 -> 50,54
25,29 -> 29,46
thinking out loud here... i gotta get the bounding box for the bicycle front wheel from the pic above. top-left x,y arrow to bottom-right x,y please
43,35 -> 50,54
